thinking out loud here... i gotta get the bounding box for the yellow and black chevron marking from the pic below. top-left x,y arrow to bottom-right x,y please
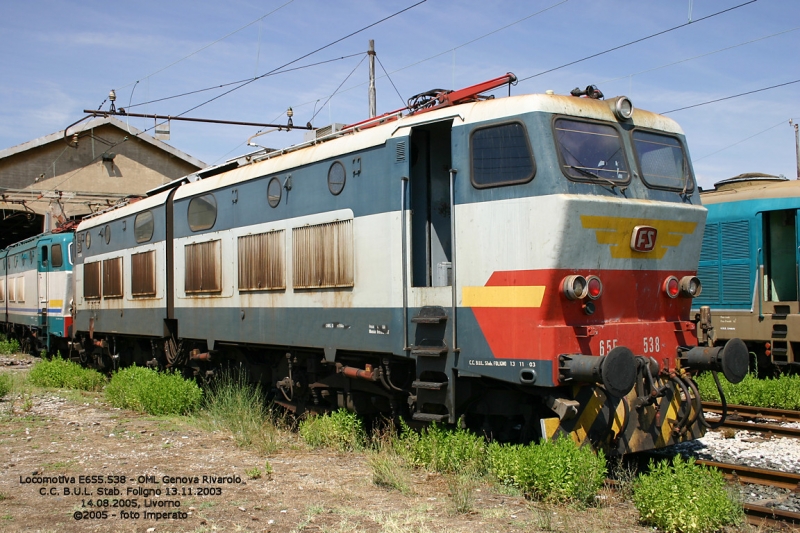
540,378 -> 703,454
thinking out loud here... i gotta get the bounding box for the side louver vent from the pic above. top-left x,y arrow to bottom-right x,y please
395,141 -> 406,163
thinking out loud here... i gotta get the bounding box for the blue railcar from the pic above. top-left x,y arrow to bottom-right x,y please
696,174 -> 800,372
1,230 -> 75,355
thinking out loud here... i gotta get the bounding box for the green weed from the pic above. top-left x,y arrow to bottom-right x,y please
0,338 -> 19,355
695,371 -> 800,410
201,370 -> 280,454
447,471 -> 479,514
487,437 -> 606,505
0,374 -> 11,399
394,421 -> 486,474
105,366 -> 202,415
298,409 -> 366,452
28,357 -> 105,391
367,446 -> 412,494
245,467 -> 262,480
633,455 -> 743,533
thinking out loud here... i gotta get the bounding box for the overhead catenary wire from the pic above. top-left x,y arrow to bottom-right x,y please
40,2 -> 427,197
375,54 -> 406,109
694,119 -> 788,162
516,0 -> 757,83
116,0 -> 296,91
310,54 -> 368,123
661,79 -> 800,114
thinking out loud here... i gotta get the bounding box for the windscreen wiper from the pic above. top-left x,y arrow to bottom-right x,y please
568,165 -> 627,193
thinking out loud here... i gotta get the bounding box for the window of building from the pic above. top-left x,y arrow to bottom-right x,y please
187,194 -> 217,232
135,211 -> 155,243
185,240 -> 222,294
293,220 -> 353,289
471,122 -> 535,188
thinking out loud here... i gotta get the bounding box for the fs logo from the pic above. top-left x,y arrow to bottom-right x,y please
631,225 -> 657,252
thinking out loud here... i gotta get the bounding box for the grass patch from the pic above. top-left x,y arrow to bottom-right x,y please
105,366 -> 202,415
0,374 -> 11,399
0,337 -> 19,355
200,370 -> 281,454
298,409 -> 366,452
487,437 -> 606,504
28,357 -> 105,391
447,471 -> 479,514
367,430 -> 413,494
695,371 -> 800,410
394,422 -> 486,474
633,455 -> 743,533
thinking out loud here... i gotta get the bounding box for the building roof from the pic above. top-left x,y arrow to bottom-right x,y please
0,116 -> 206,169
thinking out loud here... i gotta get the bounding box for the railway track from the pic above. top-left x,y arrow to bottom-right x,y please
701,402 -> 800,439
695,460 -> 800,526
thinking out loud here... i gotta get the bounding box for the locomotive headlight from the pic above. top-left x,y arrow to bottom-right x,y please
679,276 -> 702,297
562,275 -> 588,300
663,276 -> 680,298
611,96 -> 634,121
586,276 -> 603,300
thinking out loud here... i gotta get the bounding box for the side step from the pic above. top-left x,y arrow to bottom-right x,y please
411,340 -> 448,357
412,413 -> 448,422
412,380 -> 447,390
411,306 -> 448,324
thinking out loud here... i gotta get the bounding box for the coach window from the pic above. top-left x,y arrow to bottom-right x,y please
134,211 -> 155,243
188,194 -> 217,231
470,122 -> 535,188
632,130 -> 695,192
85,232 -> 91,249
267,177 -> 282,208
328,161 -> 346,195
51,244 -> 63,268
554,118 -> 629,184
104,224 -> 111,244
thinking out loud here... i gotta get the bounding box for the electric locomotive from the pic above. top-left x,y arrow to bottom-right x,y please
696,174 -> 800,374
68,74 -> 747,454
1,230 -> 74,355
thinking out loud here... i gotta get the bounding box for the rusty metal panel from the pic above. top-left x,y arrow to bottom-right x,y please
185,240 -> 221,294
84,262 -> 101,299
0,280 -> 4,302
238,230 -> 285,291
131,250 -> 156,297
292,219 -> 353,289
102,257 -> 123,298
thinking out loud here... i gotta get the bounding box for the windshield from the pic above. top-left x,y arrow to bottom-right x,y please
633,130 -> 694,191
555,119 -> 629,182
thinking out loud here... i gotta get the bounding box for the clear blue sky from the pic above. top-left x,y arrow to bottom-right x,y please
1,0 -> 797,189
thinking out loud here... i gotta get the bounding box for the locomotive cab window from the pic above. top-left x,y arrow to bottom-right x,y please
470,122 -> 534,188
51,244 -> 63,268
134,211 -> 154,243
187,194 -> 217,232
554,118 -> 629,183
632,130 -> 694,191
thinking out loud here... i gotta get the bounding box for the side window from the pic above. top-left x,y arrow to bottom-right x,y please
188,194 -> 217,232
471,122 -> 535,188
51,244 -> 63,268
84,262 -> 101,299
185,240 -> 222,294
134,211 -> 155,243
554,118 -> 629,182
632,130 -> 695,191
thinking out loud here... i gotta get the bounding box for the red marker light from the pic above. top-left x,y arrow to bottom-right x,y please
586,276 -> 602,300
664,276 -> 679,298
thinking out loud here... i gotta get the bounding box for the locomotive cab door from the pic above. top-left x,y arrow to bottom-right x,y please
760,209 -> 799,365
37,238 -> 51,349
404,119 -> 457,423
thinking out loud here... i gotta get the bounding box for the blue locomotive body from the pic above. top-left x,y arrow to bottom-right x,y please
696,175 -> 800,372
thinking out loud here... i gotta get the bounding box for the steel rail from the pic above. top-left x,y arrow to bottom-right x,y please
702,402 -> 800,423
694,459 -> 800,491
743,502 -> 800,526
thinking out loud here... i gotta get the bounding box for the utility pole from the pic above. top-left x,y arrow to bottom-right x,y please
368,40 -> 377,118
792,119 -> 800,180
